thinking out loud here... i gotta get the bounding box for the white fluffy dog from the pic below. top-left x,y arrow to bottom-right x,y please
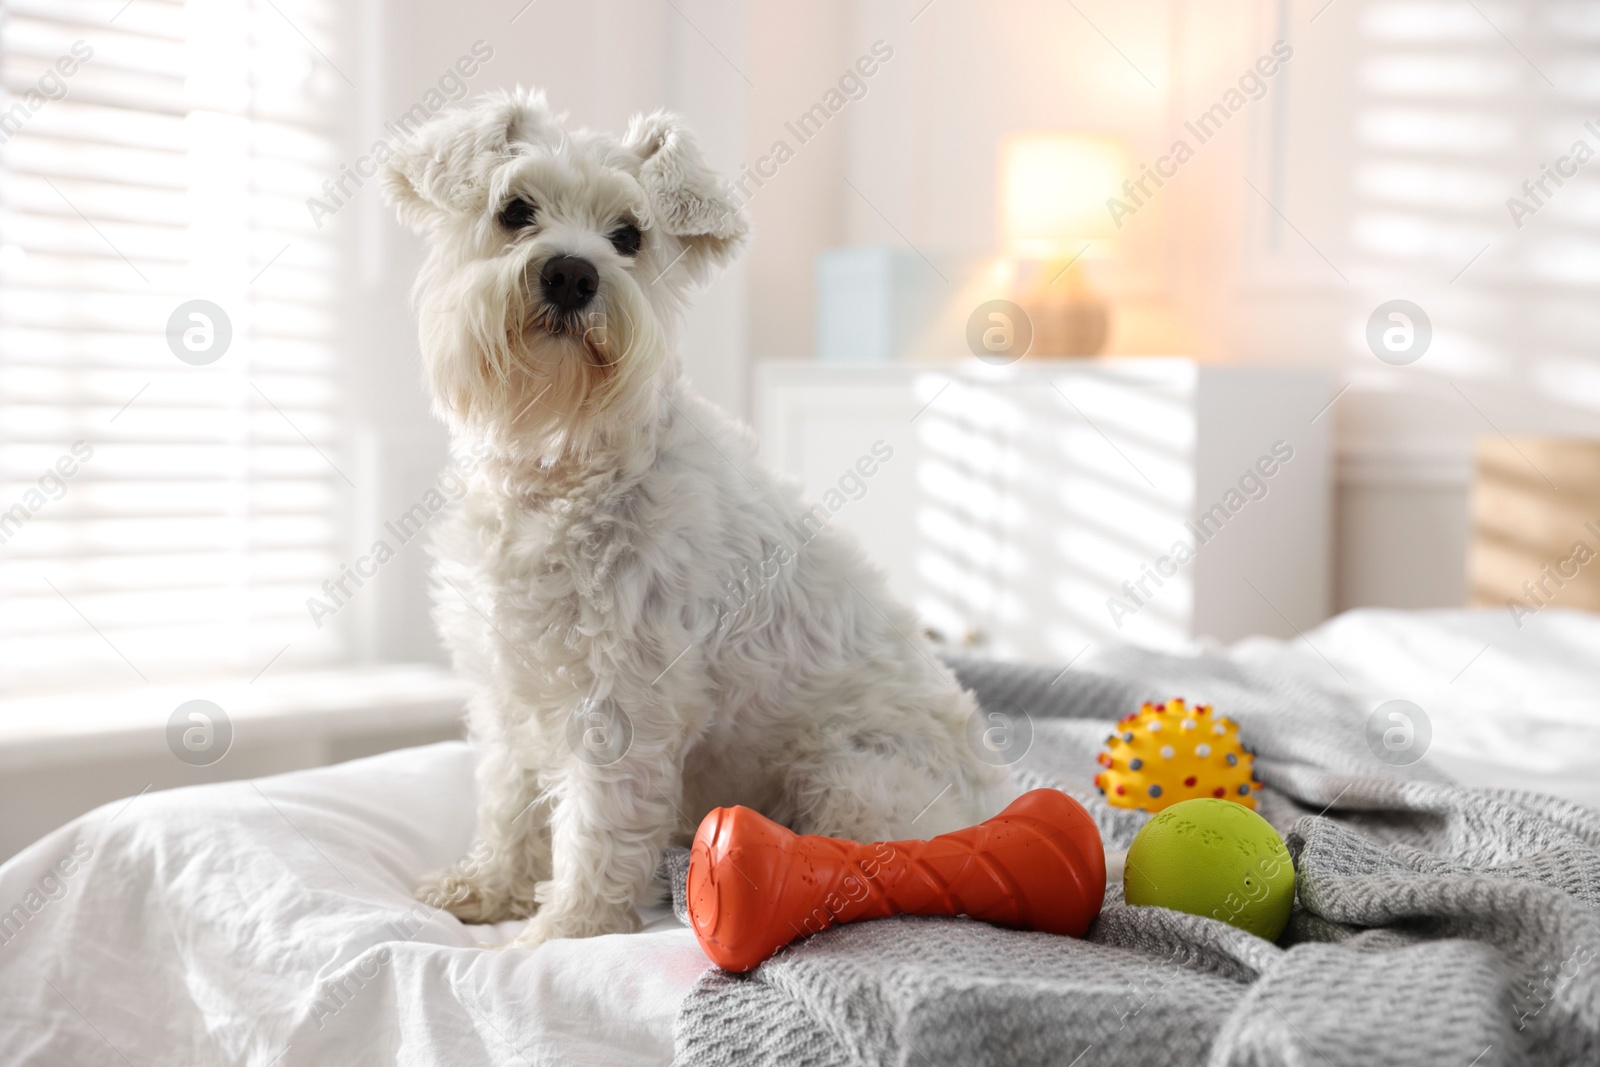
384,88 -> 1012,948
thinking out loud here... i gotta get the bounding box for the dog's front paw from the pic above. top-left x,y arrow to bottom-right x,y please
415,869 -> 532,925
509,901 -> 640,949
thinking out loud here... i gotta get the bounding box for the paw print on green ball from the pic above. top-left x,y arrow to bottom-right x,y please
1123,798 -> 1296,941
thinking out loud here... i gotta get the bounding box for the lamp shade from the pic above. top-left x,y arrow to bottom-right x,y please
1000,131 -> 1128,255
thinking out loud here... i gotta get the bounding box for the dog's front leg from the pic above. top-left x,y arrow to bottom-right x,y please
416,737 -> 551,923
510,701 -> 680,948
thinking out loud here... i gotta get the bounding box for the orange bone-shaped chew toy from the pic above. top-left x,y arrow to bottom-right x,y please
686,788 -> 1106,972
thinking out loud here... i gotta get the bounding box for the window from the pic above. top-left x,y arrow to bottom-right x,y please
0,0 -> 350,694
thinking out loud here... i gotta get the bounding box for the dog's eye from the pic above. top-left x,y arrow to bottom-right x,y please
608,223 -> 642,257
498,198 -> 537,231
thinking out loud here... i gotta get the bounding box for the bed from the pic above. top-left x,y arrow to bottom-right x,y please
2,607 -> 1597,1065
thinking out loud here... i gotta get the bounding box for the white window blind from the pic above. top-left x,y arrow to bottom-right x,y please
0,0 -> 350,694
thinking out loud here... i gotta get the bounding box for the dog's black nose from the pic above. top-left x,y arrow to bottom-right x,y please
539,255 -> 599,312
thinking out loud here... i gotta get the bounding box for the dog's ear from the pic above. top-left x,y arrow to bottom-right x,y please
384,89 -> 549,233
622,111 -> 749,276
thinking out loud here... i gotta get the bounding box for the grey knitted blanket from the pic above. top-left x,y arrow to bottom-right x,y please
664,646 -> 1600,1067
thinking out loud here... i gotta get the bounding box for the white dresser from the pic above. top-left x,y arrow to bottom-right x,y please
756,359 -> 1335,663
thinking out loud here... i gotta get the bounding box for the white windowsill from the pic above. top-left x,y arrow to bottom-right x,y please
0,665 -> 470,772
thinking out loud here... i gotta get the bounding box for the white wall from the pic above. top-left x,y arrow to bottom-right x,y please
742,0 -> 1600,616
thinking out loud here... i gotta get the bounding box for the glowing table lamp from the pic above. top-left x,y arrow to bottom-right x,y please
999,131 -> 1127,356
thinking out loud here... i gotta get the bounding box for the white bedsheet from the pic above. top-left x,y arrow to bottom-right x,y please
1231,607 -> 1600,807
0,742 -> 707,1067
1,607 -> 1595,1065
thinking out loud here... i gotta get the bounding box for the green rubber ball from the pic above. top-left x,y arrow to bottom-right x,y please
1123,797 -> 1295,941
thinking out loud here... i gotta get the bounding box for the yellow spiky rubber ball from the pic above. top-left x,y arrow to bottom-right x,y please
1092,699 -> 1263,813
1123,798 -> 1295,940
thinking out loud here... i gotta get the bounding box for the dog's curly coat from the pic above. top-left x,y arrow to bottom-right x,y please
384,88 -> 1012,948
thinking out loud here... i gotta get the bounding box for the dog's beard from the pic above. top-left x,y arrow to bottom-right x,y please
419,253 -> 666,464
